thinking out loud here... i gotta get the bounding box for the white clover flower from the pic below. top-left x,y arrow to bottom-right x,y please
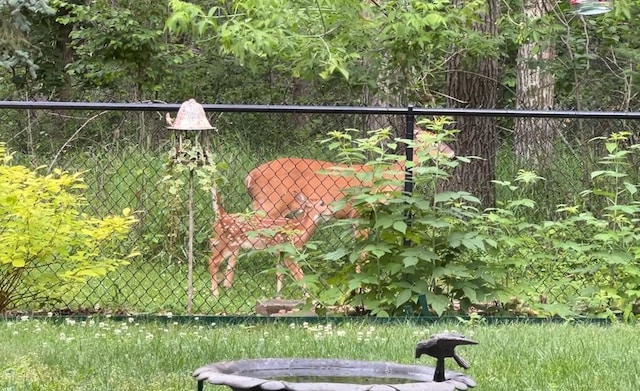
47,312 -> 53,317
20,315 -> 29,322
128,317 -> 135,323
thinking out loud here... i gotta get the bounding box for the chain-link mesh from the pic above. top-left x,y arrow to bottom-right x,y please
1,105 -> 637,315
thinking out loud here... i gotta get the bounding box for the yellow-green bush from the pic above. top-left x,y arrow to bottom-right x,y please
0,142 -> 138,311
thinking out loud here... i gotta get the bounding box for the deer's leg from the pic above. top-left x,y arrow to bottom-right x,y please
208,241 -> 226,297
275,257 -> 305,294
283,258 -> 304,281
275,252 -> 284,294
354,227 -> 369,273
223,252 -> 238,289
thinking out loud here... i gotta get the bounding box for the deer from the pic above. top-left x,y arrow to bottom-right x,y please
242,127 -> 455,292
243,128 -> 455,221
208,193 -> 334,297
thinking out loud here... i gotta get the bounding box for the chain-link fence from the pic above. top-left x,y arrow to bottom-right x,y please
2,101 -> 639,316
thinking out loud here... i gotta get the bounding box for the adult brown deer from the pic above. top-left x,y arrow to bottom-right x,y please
208,193 -> 333,297
244,128 -> 455,220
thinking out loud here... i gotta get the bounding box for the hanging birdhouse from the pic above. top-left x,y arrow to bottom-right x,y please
570,0 -> 613,15
165,99 -> 216,166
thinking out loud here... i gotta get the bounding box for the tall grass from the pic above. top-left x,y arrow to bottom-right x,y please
1,319 -> 639,391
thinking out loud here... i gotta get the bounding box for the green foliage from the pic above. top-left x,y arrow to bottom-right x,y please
165,0 -> 498,102
310,120 -> 506,317
308,126 -> 640,321
53,0 -> 189,95
0,0 -> 54,81
158,132 -> 226,278
0,142 -> 138,311
482,132 -> 640,321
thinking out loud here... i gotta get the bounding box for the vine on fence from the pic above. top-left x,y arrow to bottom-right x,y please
161,119 -> 225,314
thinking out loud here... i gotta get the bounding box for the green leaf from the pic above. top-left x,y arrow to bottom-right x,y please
11,258 -> 25,268
507,199 -> 536,209
323,248 -> 350,261
392,220 -> 407,234
425,293 -> 449,316
424,13 -> 444,28
624,182 -> 637,195
396,289 -> 413,307
403,256 -> 419,267
462,286 -> 477,303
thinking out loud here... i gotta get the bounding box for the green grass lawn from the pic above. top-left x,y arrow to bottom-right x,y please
1,318 -> 639,391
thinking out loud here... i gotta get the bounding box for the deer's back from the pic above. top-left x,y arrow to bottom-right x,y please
245,158 -> 369,218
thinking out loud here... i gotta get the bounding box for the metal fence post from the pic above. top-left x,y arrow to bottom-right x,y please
404,105 -> 415,236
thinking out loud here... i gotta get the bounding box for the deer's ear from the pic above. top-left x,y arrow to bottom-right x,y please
293,193 -> 308,204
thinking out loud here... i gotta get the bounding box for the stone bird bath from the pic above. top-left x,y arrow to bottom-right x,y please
193,332 -> 477,391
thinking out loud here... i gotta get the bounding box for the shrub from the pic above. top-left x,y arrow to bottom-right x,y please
0,142 -> 138,312
309,120 -> 508,316
309,125 -> 640,321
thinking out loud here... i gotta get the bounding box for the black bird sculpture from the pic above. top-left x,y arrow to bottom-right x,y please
415,332 -> 478,383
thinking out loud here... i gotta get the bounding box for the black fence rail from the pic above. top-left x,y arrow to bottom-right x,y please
2,101 -> 640,317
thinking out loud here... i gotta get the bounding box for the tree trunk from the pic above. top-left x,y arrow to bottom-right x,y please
56,21 -> 74,102
445,0 -> 501,209
361,0 -> 405,136
514,0 -> 556,167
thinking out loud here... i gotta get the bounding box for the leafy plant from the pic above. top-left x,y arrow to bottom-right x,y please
480,132 -> 640,321
0,142 -> 138,312
311,119 -> 507,317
